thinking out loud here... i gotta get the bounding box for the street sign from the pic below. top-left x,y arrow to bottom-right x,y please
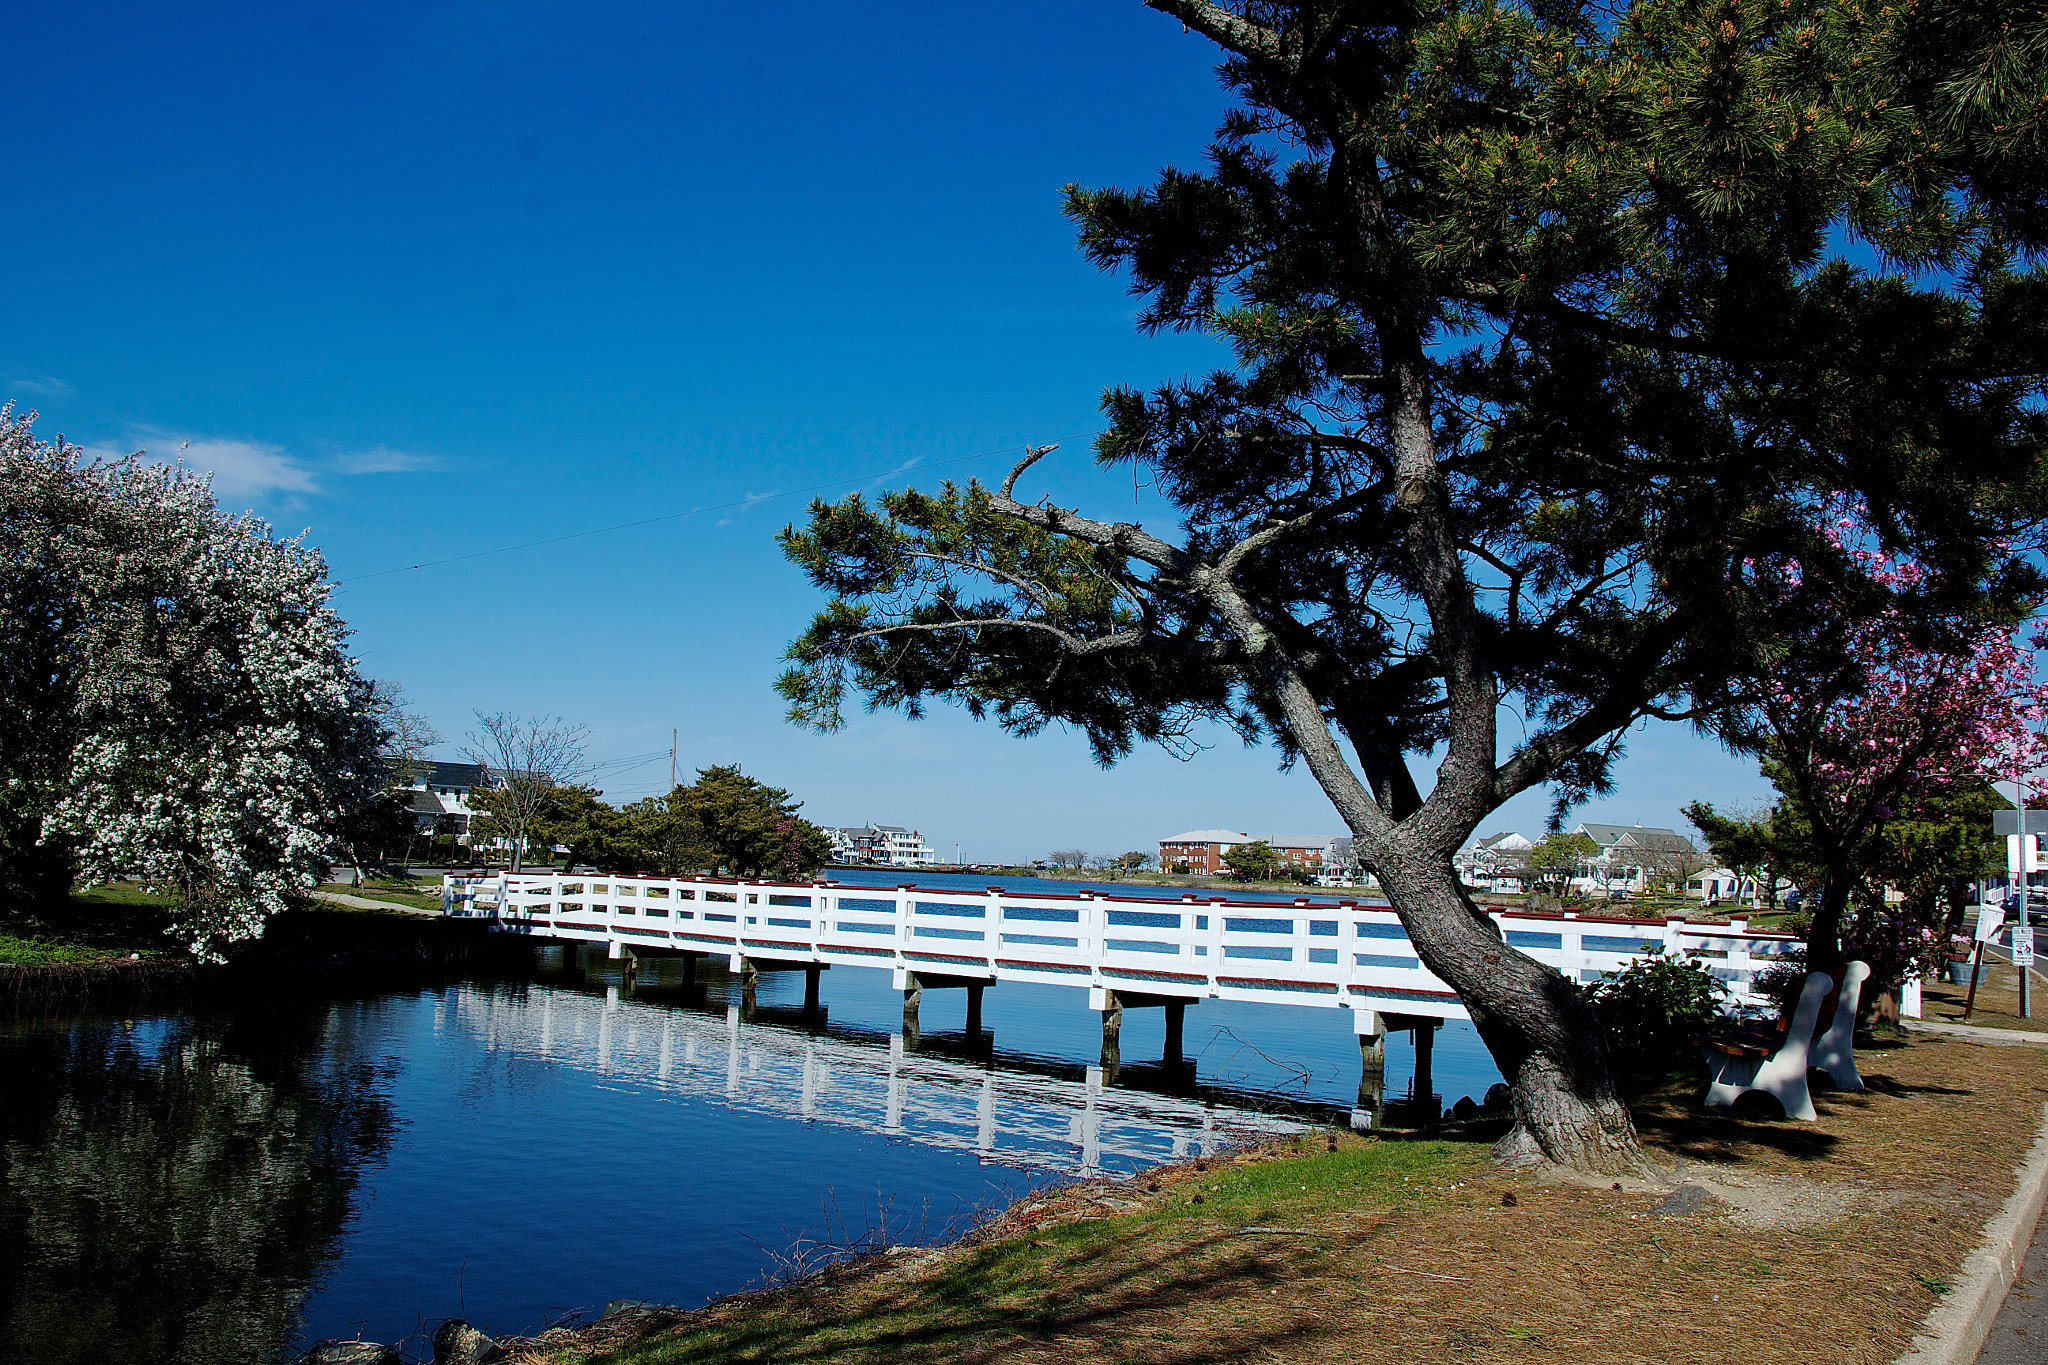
2014,925 -> 2036,968
1977,906 -> 2008,942
1993,810 -> 2048,835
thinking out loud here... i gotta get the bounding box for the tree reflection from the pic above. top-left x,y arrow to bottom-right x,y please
0,1000 -> 398,1364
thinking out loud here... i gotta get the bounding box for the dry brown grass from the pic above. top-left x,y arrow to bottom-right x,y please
1920,962 -> 2048,1033
535,1034 -> 2048,1365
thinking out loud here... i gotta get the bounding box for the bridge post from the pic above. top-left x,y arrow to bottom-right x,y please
804,964 -> 822,1015
1098,987 -> 1122,1071
1163,999 -> 1185,1065
621,946 -> 639,984
1356,1008 -> 1386,1074
901,970 -> 922,1046
1413,1018 -> 1438,1108
680,952 -> 697,987
964,982 -> 984,1036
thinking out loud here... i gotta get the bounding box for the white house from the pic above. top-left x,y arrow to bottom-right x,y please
1455,831 -> 1534,892
393,760 -> 496,846
1571,822 -> 1701,893
826,824 -> 939,868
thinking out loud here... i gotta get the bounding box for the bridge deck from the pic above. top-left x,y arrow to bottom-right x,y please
444,873 -> 1795,1029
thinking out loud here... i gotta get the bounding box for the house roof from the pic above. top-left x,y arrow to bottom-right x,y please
1159,830 -> 1335,850
1474,831 -> 1533,850
389,759 -> 489,790
1575,822 -> 1697,852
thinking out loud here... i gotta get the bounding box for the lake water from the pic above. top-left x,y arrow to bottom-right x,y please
0,873 -> 1503,1364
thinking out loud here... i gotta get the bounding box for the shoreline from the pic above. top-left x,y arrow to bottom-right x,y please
298,1031 -> 2048,1365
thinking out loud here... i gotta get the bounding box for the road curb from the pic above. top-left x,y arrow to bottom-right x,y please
1898,1098 -> 2048,1364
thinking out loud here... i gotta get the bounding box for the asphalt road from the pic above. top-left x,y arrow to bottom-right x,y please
1977,1205 -> 2048,1364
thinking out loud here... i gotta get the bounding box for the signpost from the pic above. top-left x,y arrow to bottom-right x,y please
1965,906 -> 2005,1020
2015,925 -> 2035,1019
1991,798 -> 2044,1021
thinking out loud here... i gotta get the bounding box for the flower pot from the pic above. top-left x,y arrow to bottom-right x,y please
1946,961 -> 1989,987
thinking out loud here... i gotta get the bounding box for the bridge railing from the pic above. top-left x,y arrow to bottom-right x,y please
444,872 -> 1799,1023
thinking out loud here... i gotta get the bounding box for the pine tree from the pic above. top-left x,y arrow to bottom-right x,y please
780,0 -> 2048,1173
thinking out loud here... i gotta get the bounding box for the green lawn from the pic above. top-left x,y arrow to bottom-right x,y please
0,883 -> 181,965
317,880 -> 446,912
550,1133 -> 1480,1365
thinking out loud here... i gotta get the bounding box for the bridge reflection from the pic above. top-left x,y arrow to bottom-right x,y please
439,969 -> 1319,1177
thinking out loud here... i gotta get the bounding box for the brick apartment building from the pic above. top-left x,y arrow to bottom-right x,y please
1157,829 -> 1335,876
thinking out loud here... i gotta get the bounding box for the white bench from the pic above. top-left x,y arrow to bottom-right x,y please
1701,970 -> 1834,1121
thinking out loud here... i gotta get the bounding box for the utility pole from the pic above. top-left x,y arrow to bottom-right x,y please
670,729 -> 677,793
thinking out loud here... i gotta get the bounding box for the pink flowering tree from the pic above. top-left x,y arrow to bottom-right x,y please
1725,516 -> 2048,974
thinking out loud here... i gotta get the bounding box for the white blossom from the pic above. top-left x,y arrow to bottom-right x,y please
2,405 -> 384,960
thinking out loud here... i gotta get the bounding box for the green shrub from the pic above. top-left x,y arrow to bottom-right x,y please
1584,948 -> 1730,1081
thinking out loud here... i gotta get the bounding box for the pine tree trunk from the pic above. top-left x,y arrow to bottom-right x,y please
1375,855 -> 1655,1177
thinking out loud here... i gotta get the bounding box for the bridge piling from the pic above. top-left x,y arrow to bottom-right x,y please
804,965 -> 822,1015
1356,1008 -> 1387,1074
1163,999 -> 1185,1065
900,971 -> 922,1047
1099,988 -> 1123,1043
964,982 -> 983,1036
1413,1019 -> 1437,1105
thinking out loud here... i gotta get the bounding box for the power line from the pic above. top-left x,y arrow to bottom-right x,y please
336,438 -> 1074,587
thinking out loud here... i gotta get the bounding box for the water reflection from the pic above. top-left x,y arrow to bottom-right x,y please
460,974 -> 1305,1176
0,1005 -> 398,1365
0,950 -> 1489,1356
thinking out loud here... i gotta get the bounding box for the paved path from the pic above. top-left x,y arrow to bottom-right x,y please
1977,1202 -> 2048,1364
309,889 -> 439,917
1902,1018 -> 2048,1047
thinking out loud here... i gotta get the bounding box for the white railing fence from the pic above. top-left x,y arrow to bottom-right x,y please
444,872 -> 1817,1028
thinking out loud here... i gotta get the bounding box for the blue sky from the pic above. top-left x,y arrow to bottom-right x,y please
2,0 -> 1770,861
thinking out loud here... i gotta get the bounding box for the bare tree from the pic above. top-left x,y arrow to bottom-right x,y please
1632,833 -> 1708,895
1046,849 -> 1088,871
461,712 -> 591,872
349,681 -> 443,882
372,680 -> 442,787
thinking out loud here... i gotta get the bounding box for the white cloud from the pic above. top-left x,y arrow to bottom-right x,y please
78,434 -> 321,500
337,444 -> 441,475
5,374 -> 73,400
77,432 -> 444,503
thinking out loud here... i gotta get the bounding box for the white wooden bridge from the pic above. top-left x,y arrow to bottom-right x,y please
443,871 -> 1801,1068
437,980 -> 1307,1176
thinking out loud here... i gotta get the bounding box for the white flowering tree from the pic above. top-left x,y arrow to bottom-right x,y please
0,406 -> 386,960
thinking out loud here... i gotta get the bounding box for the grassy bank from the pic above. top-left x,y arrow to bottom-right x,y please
553,1133 -> 1485,1364
520,1032 -> 2041,1365
1,890 -> 518,1014
0,882 -> 181,965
